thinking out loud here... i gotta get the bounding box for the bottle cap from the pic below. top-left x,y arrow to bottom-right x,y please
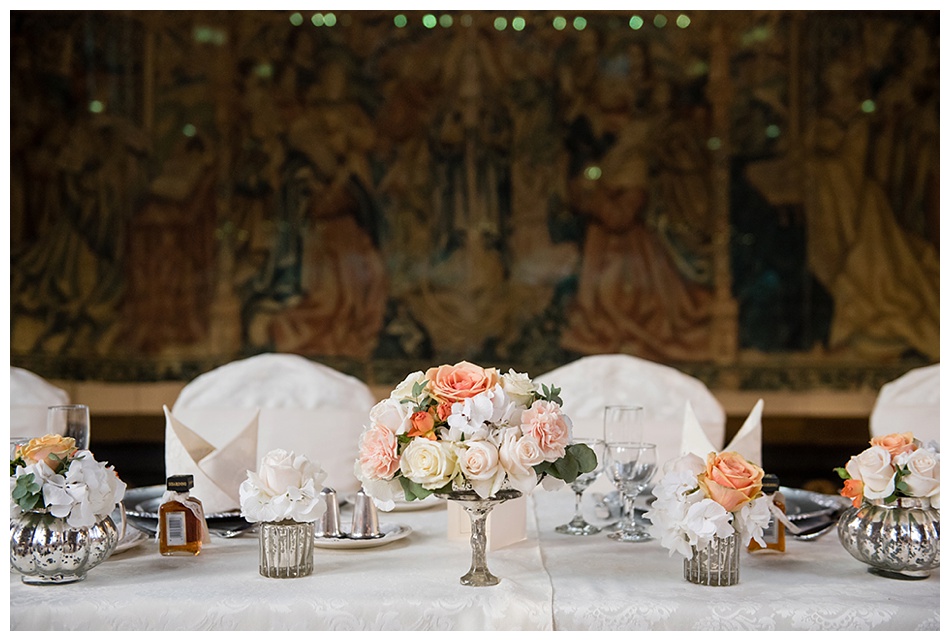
166,475 -> 194,492
762,473 -> 780,493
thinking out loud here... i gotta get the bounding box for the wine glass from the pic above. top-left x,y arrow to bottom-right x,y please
603,405 -> 644,444
555,438 -> 606,536
604,442 -> 657,542
47,404 -> 90,450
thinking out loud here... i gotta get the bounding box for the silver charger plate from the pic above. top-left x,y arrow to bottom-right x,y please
313,523 -> 411,549
124,485 -> 253,537
782,486 -> 851,521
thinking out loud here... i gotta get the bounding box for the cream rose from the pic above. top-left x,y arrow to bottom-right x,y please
869,432 -> 917,457
844,445 -> 896,500
500,369 -> 537,407
400,438 -> 459,490
240,449 -> 327,523
898,447 -> 939,507
391,370 -> 427,401
499,429 -> 543,494
519,400 -> 571,462
459,440 -> 506,499
357,425 -> 400,481
20,434 -> 78,472
370,398 -> 411,435
699,451 -> 764,512
425,361 -> 499,404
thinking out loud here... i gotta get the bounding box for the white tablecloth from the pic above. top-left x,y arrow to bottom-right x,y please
9,489 -> 940,630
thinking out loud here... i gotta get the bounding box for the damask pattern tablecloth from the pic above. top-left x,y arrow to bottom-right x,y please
9,490 -> 940,630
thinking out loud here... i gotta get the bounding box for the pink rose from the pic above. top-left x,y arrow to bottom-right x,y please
357,425 -> 400,481
699,451 -> 764,512
520,400 -> 571,462
869,432 -> 917,457
425,361 -> 499,404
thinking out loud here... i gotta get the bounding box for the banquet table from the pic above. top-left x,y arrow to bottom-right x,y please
9,488 -> 940,631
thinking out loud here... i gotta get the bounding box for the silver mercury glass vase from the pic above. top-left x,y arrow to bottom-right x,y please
684,532 -> 740,586
10,509 -> 119,584
837,497 -> 940,579
259,519 -> 315,578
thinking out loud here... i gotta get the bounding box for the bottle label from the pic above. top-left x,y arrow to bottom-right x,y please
165,512 -> 187,547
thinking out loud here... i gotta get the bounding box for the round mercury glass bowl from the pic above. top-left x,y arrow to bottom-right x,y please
837,497 -> 939,580
10,510 -> 119,584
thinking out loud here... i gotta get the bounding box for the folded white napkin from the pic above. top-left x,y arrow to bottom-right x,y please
164,405 -> 259,514
870,364 -> 939,444
165,405 -> 365,514
681,399 -> 763,465
9,367 -> 71,439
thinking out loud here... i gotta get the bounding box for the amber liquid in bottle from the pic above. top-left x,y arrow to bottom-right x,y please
159,475 -> 204,556
749,474 -> 786,553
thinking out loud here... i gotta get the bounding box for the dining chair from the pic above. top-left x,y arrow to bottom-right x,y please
9,366 -> 71,440
535,354 -> 726,470
169,353 -> 376,504
869,364 -> 939,446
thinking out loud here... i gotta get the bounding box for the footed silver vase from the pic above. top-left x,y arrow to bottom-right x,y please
10,510 -> 119,584
443,489 -> 522,587
837,497 -> 939,579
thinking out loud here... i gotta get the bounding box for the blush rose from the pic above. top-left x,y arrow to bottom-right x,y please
425,361 -> 499,404
699,451 -> 764,512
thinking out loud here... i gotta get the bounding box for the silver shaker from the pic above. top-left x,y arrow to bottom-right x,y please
349,488 -> 383,539
315,487 -> 343,538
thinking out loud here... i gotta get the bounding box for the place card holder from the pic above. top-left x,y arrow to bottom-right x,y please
446,495 -> 527,550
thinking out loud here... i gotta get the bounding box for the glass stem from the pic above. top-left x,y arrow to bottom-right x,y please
571,490 -> 585,523
622,491 -> 639,533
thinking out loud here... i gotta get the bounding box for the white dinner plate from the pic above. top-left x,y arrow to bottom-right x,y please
313,523 -> 411,549
343,493 -> 443,512
112,527 -> 150,555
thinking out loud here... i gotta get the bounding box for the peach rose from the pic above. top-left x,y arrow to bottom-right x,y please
841,478 -> 865,508
425,361 -> 499,404
357,425 -> 400,481
436,402 -> 453,422
699,451 -> 764,512
20,434 -> 78,472
869,432 -> 917,457
520,400 -> 571,462
408,410 -> 437,440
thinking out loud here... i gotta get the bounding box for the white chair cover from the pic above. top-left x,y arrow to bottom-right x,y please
168,353 -> 376,511
870,364 -> 940,446
10,367 -> 70,440
536,354 -> 726,470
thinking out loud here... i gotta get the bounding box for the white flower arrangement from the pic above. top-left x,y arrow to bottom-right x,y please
10,434 -> 126,529
645,451 -> 772,559
355,361 -> 596,510
239,449 -> 328,523
836,432 -> 939,509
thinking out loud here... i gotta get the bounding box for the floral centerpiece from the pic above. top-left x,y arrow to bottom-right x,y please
240,449 -> 328,579
239,448 -> 328,523
355,361 -> 596,509
11,434 -> 126,527
834,432 -> 939,580
835,432 -> 939,509
10,434 -> 127,584
646,451 -> 771,559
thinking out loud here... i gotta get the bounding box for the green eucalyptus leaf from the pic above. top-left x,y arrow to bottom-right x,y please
833,467 -> 851,480
568,443 -> 597,474
553,453 -> 580,483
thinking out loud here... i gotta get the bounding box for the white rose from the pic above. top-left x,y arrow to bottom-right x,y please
240,449 -> 327,523
370,398 -> 411,435
900,447 -> 939,507
459,440 -> 506,499
845,445 -> 896,500
499,429 -> 542,494
391,371 -> 427,401
500,370 -> 537,407
400,438 -> 459,490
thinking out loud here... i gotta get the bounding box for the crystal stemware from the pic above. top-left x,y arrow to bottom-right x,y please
603,405 -> 644,444
555,438 -> 605,536
605,442 -> 657,542
47,404 -> 91,450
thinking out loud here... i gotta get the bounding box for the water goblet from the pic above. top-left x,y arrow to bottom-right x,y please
47,404 -> 91,450
603,405 -> 644,444
555,438 -> 606,536
605,442 -> 657,542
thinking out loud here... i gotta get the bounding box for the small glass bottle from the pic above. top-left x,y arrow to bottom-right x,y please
159,474 -> 206,556
749,473 -> 785,553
